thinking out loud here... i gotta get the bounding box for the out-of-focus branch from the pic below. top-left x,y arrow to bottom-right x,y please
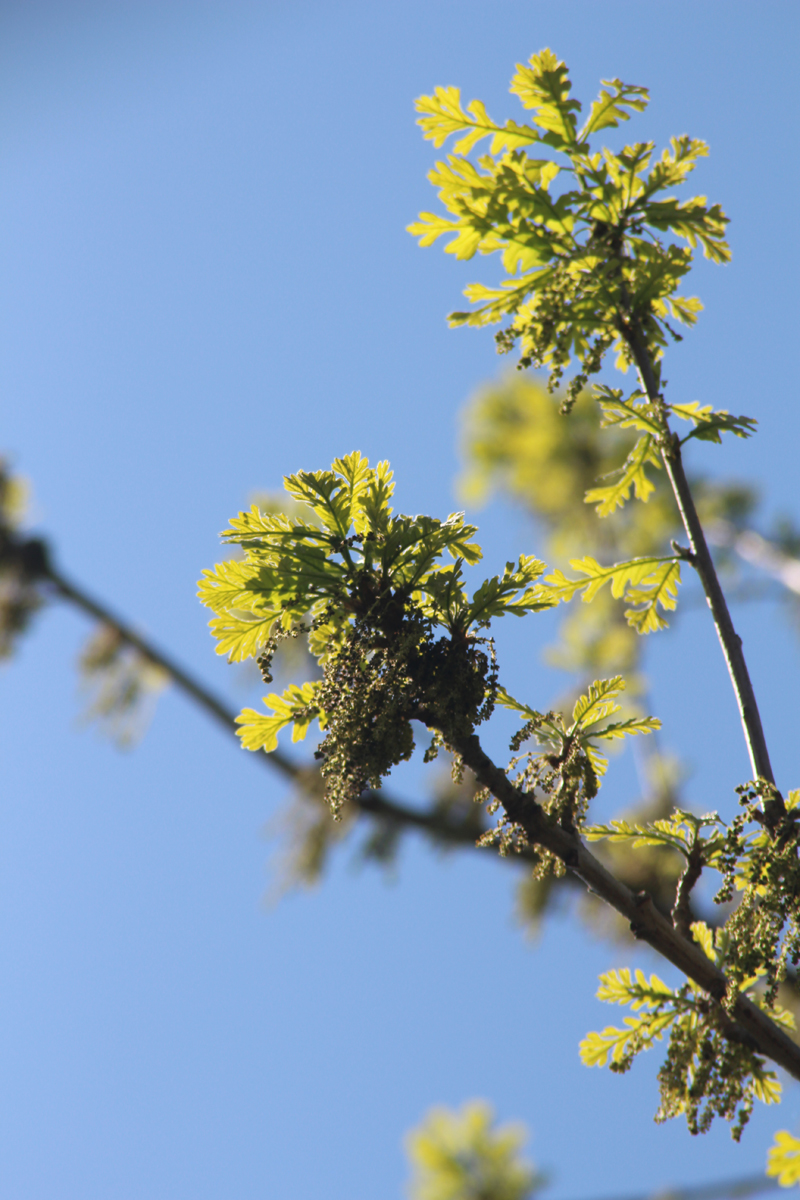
47,561 -> 282,762
708,520 -> 800,597
567,1174 -> 779,1200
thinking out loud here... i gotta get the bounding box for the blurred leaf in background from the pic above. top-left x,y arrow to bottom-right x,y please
406,1101 -> 543,1200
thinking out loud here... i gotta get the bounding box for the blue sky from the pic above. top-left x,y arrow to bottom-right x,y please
1,3 -> 799,1197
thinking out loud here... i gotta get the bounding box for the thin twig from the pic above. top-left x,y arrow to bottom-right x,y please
707,520 -> 800,596
621,320 -> 779,819
672,837 -> 705,939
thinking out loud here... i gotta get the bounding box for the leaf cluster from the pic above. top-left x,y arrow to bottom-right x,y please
410,49 -> 730,405
199,451 -> 548,664
474,675 -> 658,879
581,931 -> 789,1141
583,778 -> 800,1140
498,674 -> 659,784
199,453 -> 554,812
714,785 -> 800,1007
585,809 -> 726,868
406,1101 -> 541,1200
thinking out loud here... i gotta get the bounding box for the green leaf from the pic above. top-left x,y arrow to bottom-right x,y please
585,810 -> 725,861
571,676 -> 625,730
494,686 -> 540,721
466,555 -> 552,628
583,742 -> 610,778
580,1012 -> 675,1067
407,211 -> 463,248
767,1132 -> 800,1185
665,294 -> 703,327
207,613 -> 275,662
283,469 -> 352,536
593,386 -> 662,436
597,967 -> 677,1010
235,681 -> 323,753
355,459 -> 395,534
569,679 -> 659,775
510,49 -> 581,150
752,1072 -> 781,1106
581,966 -> 681,1067
578,78 -> 649,140
235,709 -> 290,753
643,155 -> 731,261
331,450 -> 373,514
591,715 -> 661,741
691,921 -> 716,963
584,433 -> 662,515
670,402 -> 757,445
197,558 -> 269,615
541,556 -> 681,633
625,559 -> 681,633
415,85 -> 539,154
416,562 -> 469,630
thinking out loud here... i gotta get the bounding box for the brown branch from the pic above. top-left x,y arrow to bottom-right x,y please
446,726 -> 800,1081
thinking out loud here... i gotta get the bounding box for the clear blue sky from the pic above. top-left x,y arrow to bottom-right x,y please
1,3 -> 799,1197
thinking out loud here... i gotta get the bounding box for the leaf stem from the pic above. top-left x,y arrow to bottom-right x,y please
672,836 -> 704,939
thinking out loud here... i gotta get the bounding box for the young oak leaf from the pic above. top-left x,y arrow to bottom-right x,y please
597,967 -> 677,1010
584,433 -> 662,516
568,678 -> 658,777
767,1132 -> 800,1186
236,681 -> 323,752
670,401 -> 757,445
578,78 -> 649,140
624,559 -> 681,633
593,385 -> 662,436
494,685 -> 540,722
467,556 -> 552,627
540,556 -> 681,633
197,558 -> 270,615
580,1012 -> 676,1068
414,85 -> 539,154
510,49 -> 581,150
571,675 -> 624,729
585,811 -> 723,862
355,460 -> 395,534
581,967 -> 685,1070
207,613 -> 275,663
752,1074 -> 782,1107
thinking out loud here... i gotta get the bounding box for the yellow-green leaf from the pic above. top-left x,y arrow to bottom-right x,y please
767,1132 -> 800,1186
